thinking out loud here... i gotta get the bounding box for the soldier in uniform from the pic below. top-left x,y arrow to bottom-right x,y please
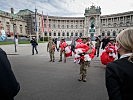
78,37 -> 92,82
47,37 -> 56,62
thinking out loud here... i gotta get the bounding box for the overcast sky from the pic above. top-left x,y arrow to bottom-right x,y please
0,0 -> 133,17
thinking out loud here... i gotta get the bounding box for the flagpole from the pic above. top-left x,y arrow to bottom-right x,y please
42,11 -> 44,42
35,8 -> 39,43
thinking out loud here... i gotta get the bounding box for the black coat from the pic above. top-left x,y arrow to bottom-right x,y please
30,39 -> 38,46
0,48 -> 20,100
106,57 -> 133,100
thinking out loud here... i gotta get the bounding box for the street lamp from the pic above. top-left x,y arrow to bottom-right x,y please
10,17 -> 17,52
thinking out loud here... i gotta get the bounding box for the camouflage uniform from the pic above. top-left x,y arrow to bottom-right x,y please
47,39 -> 55,62
78,39 -> 92,82
79,60 -> 90,82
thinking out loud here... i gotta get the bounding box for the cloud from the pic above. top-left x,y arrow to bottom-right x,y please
0,0 -> 133,17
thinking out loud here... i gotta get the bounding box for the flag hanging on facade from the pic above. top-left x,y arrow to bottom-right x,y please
41,11 -> 44,33
46,15 -> 50,33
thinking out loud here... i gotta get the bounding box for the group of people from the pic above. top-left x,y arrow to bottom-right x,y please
1,19 -> 133,100
47,36 -> 96,82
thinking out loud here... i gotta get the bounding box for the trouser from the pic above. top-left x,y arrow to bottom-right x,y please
79,61 -> 90,80
59,50 -> 66,62
32,46 -> 38,54
49,51 -> 55,61
96,47 -> 100,57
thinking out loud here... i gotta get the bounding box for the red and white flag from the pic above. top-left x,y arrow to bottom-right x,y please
46,15 -> 50,33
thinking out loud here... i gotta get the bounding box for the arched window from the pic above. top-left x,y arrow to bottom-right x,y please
113,31 -> 116,36
71,32 -> 73,36
62,32 -> 65,36
44,31 -> 47,36
49,32 -> 51,36
58,32 -> 60,36
80,33 -> 82,37
54,32 -> 56,36
67,32 -> 69,36
102,31 -> 105,36
75,33 -> 78,36
107,31 -> 110,36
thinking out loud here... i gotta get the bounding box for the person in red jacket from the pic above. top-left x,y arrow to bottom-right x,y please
58,38 -> 67,63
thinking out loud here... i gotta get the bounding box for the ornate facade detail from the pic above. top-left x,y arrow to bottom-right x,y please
0,6 -> 133,39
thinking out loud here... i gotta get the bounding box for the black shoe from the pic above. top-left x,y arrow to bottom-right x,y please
58,60 -> 62,62
49,60 -> 52,62
32,54 -> 34,55
52,60 -> 55,62
78,79 -> 82,81
83,79 -> 87,82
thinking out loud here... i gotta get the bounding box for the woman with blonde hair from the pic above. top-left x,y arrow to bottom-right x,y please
106,28 -> 133,100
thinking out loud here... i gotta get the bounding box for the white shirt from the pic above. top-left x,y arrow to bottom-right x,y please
120,53 -> 133,59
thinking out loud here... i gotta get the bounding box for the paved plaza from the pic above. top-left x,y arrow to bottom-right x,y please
1,42 -> 108,100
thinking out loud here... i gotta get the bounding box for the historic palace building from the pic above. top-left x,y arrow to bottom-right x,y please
0,5 -> 133,39
0,8 -> 27,37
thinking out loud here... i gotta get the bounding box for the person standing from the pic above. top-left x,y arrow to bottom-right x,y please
106,28 -> 133,100
53,38 -> 58,51
76,38 -> 91,82
58,38 -> 67,63
101,36 -> 110,50
30,37 -> 38,55
47,38 -> 55,62
0,22 -> 20,100
95,37 -> 101,57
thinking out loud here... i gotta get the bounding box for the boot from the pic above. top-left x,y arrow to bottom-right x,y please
82,75 -> 87,82
78,75 -> 83,81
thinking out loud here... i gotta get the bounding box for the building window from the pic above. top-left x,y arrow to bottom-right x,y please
53,24 -> 56,28
67,32 -> 69,36
67,25 -> 69,28
62,25 -> 64,28
113,31 -> 116,37
102,31 -> 105,36
62,32 -> 65,36
75,33 -> 78,36
54,32 -> 56,36
49,32 -> 51,36
58,32 -> 60,36
44,24 -> 46,28
58,25 -> 60,28
71,32 -> 73,36
80,33 -> 82,37
76,25 -> 78,28
19,25 -> 23,33
45,32 -> 47,36
71,25 -> 73,28
107,31 -> 110,36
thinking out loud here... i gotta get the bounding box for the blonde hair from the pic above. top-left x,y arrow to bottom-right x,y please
116,28 -> 133,62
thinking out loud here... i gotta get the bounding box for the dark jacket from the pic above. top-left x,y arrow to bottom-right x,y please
106,57 -> 133,100
0,48 -> 20,100
30,39 -> 38,46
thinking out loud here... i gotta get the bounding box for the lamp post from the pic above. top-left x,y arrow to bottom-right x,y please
10,17 -> 17,52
